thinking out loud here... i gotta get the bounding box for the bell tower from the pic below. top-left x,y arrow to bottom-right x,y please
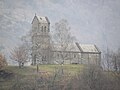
31,14 -> 51,65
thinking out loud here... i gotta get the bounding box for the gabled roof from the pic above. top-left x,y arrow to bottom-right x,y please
52,42 -> 101,54
32,15 -> 50,24
52,43 -> 80,52
76,43 -> 100,53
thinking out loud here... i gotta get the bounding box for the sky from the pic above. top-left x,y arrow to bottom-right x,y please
0,0 -> 120,56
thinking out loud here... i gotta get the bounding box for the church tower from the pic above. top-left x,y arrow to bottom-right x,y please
31,14 -> 51,65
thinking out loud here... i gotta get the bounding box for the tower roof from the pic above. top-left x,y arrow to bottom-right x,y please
32,15 -> 50,24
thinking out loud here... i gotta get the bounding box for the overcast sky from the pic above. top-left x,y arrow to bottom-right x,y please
0,0 -> 120,54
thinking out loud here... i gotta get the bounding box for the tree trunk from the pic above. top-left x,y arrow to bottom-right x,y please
37,64 -> 39,73
22,62 -> 24,67
19,62 -> 22,68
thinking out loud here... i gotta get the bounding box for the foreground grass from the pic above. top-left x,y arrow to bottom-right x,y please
1,65 -> 120,90
0,64 -> 84,90
32,64 -> 84,75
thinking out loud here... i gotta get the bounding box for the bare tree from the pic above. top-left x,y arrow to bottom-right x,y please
112,48 -> 120,72
21,34 -> 32,63
52,19 -> 76,64
69,64 -> 119,90
103,48 -> 113,71
104,48 -> 120,72
10,44 -> 29,68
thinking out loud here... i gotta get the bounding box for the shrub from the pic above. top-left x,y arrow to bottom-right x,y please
0,53 -> 7,69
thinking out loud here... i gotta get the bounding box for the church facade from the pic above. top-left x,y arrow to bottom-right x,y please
31,15 -> 101,65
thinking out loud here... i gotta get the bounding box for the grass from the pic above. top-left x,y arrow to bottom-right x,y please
32,64 -> 84,75
0,64 -> 84,90
2,64 -> 84,76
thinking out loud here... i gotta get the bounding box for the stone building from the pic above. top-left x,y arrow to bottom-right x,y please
31,15 -> 101,65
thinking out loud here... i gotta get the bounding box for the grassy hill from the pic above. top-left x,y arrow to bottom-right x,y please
0,64 -> 84,90
0,65 -> 120,90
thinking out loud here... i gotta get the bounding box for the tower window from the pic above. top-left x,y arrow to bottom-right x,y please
48,28 -> 49,32
41,26 -> 43,32
44,26 -> 46,32
48,26 -> 50,32
40,17 -> 42,20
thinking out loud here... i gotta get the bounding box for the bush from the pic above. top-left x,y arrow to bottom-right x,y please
0,53 -> 7,69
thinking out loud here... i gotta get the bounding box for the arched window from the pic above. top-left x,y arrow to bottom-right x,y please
48,26 -> 50,32
48,28 -> 50,32
44,26 -> 46,32
74,54 -> 76,58
41,26 -> 43,32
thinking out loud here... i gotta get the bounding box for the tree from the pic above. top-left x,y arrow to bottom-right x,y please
52,19 -> 76,64
104,48 -> 120,72
68,64 -> 119,90
10,44 -> 29,68
102,48 -> 114,71
0,53 -> 7,69
21,34 -> 32,63
112,48 -> 120,72
117,49 -> 120,72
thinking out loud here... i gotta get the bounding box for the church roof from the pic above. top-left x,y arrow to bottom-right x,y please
52,42 -> 101,54
52,43 -> 80,52
76,43 -> 100,53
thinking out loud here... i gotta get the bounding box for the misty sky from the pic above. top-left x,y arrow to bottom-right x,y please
0,0 -> 120,54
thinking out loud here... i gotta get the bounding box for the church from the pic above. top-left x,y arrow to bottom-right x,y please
31,15 -> 101,65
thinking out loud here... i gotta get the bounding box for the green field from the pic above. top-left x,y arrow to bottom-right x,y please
4,64 -> 84,75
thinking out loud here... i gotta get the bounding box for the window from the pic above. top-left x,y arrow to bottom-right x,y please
44,26 -> 46,32
48,27 -> 50,32
42,56 -> 46,61
41,26 -> 43,32
74,54 -> 76,58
